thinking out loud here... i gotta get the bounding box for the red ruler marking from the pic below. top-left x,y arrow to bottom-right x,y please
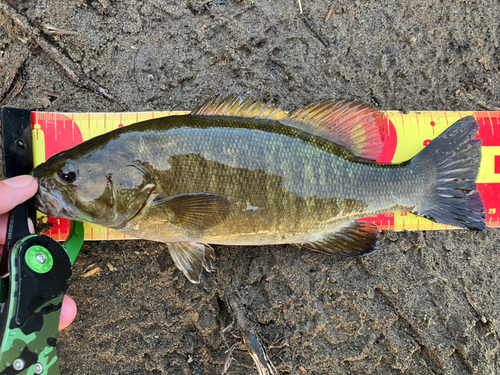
401,112 -> 405,136
444,111 -> 449,127
429,111 -> 435,136
477,183 -> 500,227
415,112 -> 420,136
475,112 -> 500,146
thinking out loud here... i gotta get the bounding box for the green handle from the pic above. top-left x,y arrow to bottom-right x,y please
64,221 -> 84,265
0,221 -> 84,374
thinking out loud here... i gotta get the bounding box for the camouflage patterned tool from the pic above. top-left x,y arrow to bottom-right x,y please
33,96 -> 485,284
0,203 -> 83,375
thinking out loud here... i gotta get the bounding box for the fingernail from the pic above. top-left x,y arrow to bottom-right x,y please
3,175 -> 35,189
28,218 -> 35,234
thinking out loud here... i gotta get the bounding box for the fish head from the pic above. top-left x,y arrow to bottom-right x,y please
32,139 -> 155,228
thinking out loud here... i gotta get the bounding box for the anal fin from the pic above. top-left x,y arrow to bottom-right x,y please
167,242 -> 215,283
301,221 -> 380,257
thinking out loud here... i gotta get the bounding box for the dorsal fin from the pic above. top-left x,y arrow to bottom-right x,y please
192,96 -> 385,160
280,99 -> 386,160
192,94 -> 288,120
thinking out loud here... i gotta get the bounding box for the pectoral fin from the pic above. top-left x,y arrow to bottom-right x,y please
302,221 -> 380,257
153,193 -> 231,231
167,242 -> 215,283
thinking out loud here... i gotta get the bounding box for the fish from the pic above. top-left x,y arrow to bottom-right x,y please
32,96 -> 486,283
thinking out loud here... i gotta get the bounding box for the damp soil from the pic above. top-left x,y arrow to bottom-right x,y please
1,1 -> 500,374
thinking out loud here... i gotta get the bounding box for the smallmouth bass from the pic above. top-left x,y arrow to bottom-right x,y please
33,96 -> 485,282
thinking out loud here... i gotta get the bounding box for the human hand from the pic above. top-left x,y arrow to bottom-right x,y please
0,175 -> 77,330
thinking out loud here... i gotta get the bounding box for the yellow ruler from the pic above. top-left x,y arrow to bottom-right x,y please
31,110 -> 500,241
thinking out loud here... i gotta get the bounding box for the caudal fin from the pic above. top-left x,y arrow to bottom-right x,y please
412,116 -> 485,230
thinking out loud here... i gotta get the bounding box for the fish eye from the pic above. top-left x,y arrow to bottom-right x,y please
57,163 -> 78,183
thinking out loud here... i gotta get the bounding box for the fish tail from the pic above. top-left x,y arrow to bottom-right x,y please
412,116 -> 485,230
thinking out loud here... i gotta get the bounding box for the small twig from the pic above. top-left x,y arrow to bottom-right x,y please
0,53 -> 26,102
225,295 -> 278,375
98,0 -> 112,9
83,263 -> 98,273
297,0 -> 303,14
476,100 -> 500,111
0,2 -> 119,104
221,343 -> 238,375
82,267 -> 101,277
43,23 -> 78,36
325,3 -> 334,22
0,80 -> 25,107
221,321 -> 237,349
267,337 -> 284,351
106,263 -> 117,272
464,92 -> 500,111
299,14 -> 330,48
42,89 -> 61,98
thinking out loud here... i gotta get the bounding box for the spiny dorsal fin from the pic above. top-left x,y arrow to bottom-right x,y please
192,94 -> 288,120
280,99 -> 386,160
193,96 -> 386,160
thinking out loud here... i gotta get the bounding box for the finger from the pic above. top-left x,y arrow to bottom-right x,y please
0,176 -> 38,215
0,213 -> 7,246
59,295 -> 77,330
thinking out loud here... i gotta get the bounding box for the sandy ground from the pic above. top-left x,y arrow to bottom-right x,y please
1,0 -> 500,374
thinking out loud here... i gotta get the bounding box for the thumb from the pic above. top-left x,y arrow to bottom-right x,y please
0,176 -> 38,214
59,295 -> 77,330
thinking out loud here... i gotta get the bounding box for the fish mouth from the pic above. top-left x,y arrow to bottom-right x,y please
34,184 -> 70,219
33,192 -> 48,214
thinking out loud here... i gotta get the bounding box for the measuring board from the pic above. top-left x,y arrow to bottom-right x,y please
27,109 -> 500,241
